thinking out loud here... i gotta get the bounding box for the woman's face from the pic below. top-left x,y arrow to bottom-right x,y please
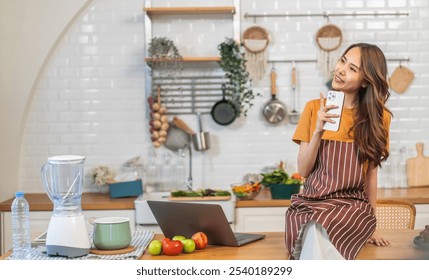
331,47 -> 366,95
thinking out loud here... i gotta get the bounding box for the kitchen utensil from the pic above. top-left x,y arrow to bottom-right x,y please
406,143 -> 429,187
389,65 -> 414,94
41,155 -> 91,257
164,117 -> 194,152
92,217 -> 131,250
289,64 -> 300,124
211,84 -> 239,126
192,112 -> 210,151
263,67 -> 287,124
173,116 -> 195,135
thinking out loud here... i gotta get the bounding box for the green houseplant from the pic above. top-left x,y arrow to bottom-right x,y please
218,38 -> 260,116
261,165 -> 304,200
147,37 -> 183,87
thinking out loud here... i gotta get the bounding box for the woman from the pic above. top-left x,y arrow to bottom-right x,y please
285,43 -> 392,260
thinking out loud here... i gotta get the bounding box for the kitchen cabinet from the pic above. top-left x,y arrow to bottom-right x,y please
235,205 -> 429,232
0,209 -> 135,254
235,207 -> 288,232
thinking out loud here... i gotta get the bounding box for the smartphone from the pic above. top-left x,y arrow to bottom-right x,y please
323,90 -> 345,132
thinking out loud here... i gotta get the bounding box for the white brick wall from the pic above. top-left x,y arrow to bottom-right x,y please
19,0 -> 429,193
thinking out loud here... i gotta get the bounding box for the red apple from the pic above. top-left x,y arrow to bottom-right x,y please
162,238 -> 183,256
191,232 -> 208,250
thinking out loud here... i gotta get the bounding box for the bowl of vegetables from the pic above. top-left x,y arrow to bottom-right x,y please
231,181 -> 263,200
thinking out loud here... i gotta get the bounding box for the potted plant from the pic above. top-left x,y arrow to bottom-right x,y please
91,165 -> 117,194
146,37 -> 183,87
260,163 -> 304,200
217,38 -> 260,116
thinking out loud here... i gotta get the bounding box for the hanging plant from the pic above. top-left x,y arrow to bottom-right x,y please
218,38 -> 260,116
147,37 -> 183,86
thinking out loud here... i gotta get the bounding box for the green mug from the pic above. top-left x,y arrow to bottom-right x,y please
92,217 -> 131,250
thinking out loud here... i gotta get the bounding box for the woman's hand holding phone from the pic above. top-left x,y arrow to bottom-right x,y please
318,91 -> 345,132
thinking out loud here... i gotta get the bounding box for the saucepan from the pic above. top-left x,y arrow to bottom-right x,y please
263,67 -> 287,124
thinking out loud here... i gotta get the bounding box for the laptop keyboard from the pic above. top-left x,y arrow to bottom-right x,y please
235,233 -> 255,241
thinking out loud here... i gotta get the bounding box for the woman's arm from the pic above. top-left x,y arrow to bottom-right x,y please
297,132 -> 323,177
365,163 -> 390,246
297,93 -> 337,177
364,163 -> 378,209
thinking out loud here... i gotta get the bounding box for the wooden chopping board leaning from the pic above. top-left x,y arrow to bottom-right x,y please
406,142 -> 429,187
389,65 -> 414,94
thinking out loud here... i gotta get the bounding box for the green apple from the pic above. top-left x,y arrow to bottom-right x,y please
172,235 -> 186,241
181,238 -> 196,253
148,240 -> 162,256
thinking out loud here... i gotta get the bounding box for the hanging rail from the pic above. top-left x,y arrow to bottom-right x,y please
268,57 -> 410,64
244,11 -> 409,21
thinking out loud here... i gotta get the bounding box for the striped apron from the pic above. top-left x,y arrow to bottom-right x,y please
285,140 -> 376,260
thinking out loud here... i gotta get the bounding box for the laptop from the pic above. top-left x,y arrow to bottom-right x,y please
147,200 -> 265,247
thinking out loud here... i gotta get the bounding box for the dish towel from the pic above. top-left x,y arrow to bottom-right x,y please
7,230 -> 154,260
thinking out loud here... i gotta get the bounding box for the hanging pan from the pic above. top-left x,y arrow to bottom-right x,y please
263,67 -> 287,124
211,84 -> 239,126
164,117 -> 194,152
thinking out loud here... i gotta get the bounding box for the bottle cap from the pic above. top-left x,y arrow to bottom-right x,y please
15,191 -> 24,197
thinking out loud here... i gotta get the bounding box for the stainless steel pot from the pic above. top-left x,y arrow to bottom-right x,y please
192,112 -> 210,151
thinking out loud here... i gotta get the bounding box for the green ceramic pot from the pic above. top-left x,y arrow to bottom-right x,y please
269,183 -> 301,200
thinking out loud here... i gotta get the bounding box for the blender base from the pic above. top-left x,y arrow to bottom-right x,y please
45,214 -> 91,258
46,245 -> 90,258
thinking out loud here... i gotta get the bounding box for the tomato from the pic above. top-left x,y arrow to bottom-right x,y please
162,238 -> 183,256
191,232 -> 208,250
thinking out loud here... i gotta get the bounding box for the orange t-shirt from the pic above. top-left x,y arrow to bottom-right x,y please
292,98 -> 391,147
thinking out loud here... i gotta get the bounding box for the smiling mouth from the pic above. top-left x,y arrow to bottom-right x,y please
334,75 -> 344,83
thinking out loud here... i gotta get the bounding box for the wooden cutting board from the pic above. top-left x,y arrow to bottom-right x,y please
168,196 -> 231,201
406,143 -> 429,187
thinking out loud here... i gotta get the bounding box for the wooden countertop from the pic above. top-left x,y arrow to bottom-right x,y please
0,186 -> 428,212
235,186 -> 429,208
1,229 -> 427,260
0,193 -> 135,212
139,230 -> 428,260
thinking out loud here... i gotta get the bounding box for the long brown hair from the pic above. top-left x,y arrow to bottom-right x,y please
343,43 -> 392,166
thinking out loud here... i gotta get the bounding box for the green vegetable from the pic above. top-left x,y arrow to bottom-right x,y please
261,169 -> 302,185
170,189 -> 231,197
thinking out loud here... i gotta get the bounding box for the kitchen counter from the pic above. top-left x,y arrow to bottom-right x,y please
1,229 -> 427,260
0,187 -> 428,211
236,186 -> 429,207
0,192 -> 135,212
140,229 -> 428,260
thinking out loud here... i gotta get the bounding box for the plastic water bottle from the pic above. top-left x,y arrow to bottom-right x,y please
11,191 -> 31,260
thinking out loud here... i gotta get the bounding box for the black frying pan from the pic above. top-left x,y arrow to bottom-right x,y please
211,84 -> 238,126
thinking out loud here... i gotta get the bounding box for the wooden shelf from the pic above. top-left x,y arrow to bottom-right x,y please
144,7 -> 236,17
145,57 -> 221,62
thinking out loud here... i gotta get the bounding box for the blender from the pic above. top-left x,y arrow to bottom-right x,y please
41,155 -> 91,257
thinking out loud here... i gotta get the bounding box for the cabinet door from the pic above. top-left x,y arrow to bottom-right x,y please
235,207 -> 288,232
